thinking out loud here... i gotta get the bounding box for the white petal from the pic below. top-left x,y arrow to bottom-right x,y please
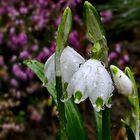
60,46 -> 85,83
85,60 -> 114,111
67,63 -> 91,103
44,46 -> 85,85
44,53 -> 55,84
110,65 -> 133,96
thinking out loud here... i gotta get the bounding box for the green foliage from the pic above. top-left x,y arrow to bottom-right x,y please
23,60 -> 87,140
121,120 -> 136,140
124,67 -> 139,140
83,1 -> 105,43
83,1 -> 108,67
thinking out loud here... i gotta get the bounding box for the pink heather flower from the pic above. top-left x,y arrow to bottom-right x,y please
50,42 -> 56,53
69,31 -> 81,50
31,44 -> 39,52
0,56 -> 4,66
19,7 -> 28,14
30,110 -> 42,123
0,32 -> 4,44
16,91 -> 21,99
12,64 -> 27,81
115,43 -> 121,53
108,52 -> 117,61
19,50 -> 30,59
18,32 -> 27,45
123,53 -> 129,62
100,10 -> 112,23
10,78 -> 19,87
26,68 -> 34,79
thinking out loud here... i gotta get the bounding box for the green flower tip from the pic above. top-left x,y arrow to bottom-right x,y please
74,90 -> 82,103
110,65 -> 118,75
43,78 -> 48,86
95,97 -> 103,108
64,92 -> 68,99
64,82 -> 68,91
84,1 -> 92,7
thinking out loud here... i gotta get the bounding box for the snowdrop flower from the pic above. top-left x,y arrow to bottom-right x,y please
110,65 -> 133,96
44,46 -> 85,85
67,59 -> 114,112
45,46 -> 114,112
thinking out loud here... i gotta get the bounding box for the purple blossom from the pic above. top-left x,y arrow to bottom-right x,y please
26,68 -> 34,79
10,78 -> 19,87
31,44 -> 39,52
12,64 -> 27,81
19,50 -> 30,59
115,43 -> 121,53
0,32 -> 4,44
19,6 -> 28,14
0,56 -> 4,66
50,42 -> 56,53
69,31 -> 81,50
100,10 -> 112,24
36,47 -> 51,61
108,52 -> 117,61
123,53 -> 129,62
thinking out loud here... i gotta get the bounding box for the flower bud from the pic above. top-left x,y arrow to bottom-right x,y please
110,65 -> 133,96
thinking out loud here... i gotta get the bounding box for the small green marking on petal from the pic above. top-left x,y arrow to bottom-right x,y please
44,78 -> 48,85
107,96 -> 112,105
95,97 -> 103,108
64,92 -> 68,99
74,91 -> 82,102
64,82 -> 68,91
110,66 -> 118,75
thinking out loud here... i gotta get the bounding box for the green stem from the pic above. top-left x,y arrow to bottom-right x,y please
125,67 -> 139,140
94,111 -> 102,140
102,107 -> 111,140
56,76 -> 67,140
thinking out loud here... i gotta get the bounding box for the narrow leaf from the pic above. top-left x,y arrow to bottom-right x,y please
83,1 -> 105,43
122,120 -> 136,140
83,1 -> 108,67
65,100 -> 88,140
55,7 -> 72,140
125,67 -> 139,140
56,7 -> 72,53
23,60 -> 56,101
23,59 -> 87,140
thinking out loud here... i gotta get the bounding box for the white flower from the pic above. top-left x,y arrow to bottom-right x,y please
44,46 -> 85,85
44,46 -> 114,112
110,65 -> 133,96
67,59 -> 114,111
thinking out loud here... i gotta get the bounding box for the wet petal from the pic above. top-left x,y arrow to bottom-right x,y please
110,65 -> 133,96
60,46 -> 85,83
44,46 -> 85,85
85,60 -> 114,111
44,53 -> 55,84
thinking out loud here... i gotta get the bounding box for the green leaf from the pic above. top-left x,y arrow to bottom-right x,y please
55,7 -> 72,140
83,1 -> 108,67
24,59 -> 87,140
125,67 -> 139,140
23,60 -> 47,84
83,1 -> 105,43
56,7 -> 72,54
121,120 -> 136,140
94,111 -> 102,140
65,100 -> 88,140
23,60 -> 56,101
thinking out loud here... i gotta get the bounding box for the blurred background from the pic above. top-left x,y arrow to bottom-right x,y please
0,0 -> 140,139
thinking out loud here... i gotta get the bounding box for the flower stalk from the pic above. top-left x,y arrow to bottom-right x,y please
84,1 -> 111,140
55,7 -> 72,140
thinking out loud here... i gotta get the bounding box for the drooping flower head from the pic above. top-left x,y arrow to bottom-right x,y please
44,46 -> 114,112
